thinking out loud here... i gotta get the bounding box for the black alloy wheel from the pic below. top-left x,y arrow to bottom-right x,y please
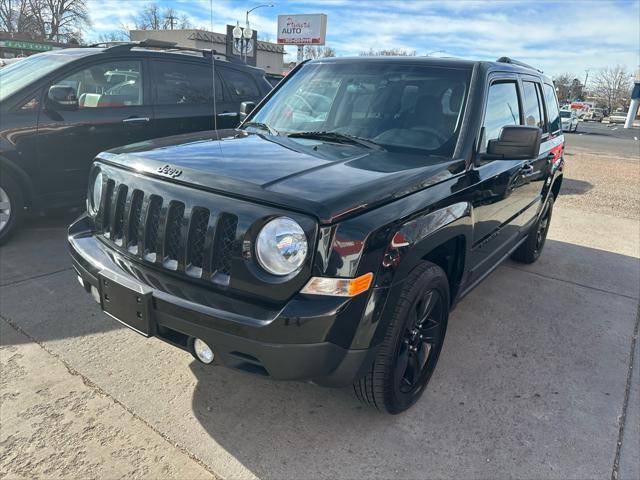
512,195 -> 554,264
354,262 -> 450,414
395,289 -> 446,395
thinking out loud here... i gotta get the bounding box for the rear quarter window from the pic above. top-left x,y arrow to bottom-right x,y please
543,83 -> 561,133
220,68 -> 260,99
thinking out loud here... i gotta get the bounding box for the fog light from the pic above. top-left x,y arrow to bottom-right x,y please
193,338 -> 214,364
90,285 -> 101,304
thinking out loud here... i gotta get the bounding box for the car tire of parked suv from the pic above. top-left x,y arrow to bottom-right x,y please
0,172 -> 23,245
511,195 -> 554,264
354,261 -> 449,414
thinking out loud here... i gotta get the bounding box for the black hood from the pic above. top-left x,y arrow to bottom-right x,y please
101,130 -> 460,224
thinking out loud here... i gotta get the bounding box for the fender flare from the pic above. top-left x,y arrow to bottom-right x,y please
351,202 -> 474,350
0,156 -> 35,208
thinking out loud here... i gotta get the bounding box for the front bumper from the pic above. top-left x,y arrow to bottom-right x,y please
69,215 -> 384,387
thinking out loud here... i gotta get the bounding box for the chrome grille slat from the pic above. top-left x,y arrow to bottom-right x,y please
127,190 -> 144,253
98,175 -> 238,286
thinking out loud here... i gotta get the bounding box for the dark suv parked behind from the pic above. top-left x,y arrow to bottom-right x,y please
69,56 -> 564,413
0,40 -> 271,243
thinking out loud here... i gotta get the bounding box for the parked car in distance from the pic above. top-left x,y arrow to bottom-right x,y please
607,110 -> 628,123
560,109 -> 579,132
583,107 -> 604,122
0,39 -> 272,244
69,56 -> 564,414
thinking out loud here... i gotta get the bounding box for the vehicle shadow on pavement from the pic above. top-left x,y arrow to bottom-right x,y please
559,178 -> 593,195
0,209 -> 81,287
185,240 -> 639,480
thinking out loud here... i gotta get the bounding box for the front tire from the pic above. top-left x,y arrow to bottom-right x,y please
354,262 -> 449,414
511,195 -> 554,264
0,173 -> 23,245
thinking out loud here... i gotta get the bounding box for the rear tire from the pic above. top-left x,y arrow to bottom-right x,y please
354,262 -> 449,414
0,172 -> 23,246
511,195 -> 554,264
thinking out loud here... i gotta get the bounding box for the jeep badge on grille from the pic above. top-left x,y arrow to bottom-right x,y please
157,164 -> 183,178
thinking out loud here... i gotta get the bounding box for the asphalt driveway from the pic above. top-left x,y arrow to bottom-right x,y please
1,151 -> 638,479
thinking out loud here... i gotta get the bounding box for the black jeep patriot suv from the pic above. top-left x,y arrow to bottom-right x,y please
69,56 -> 564,413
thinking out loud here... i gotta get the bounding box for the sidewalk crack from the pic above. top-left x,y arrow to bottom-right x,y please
611,304 -> 640,480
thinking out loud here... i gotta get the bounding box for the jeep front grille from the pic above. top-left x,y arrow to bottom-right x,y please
97,175 -> 238,286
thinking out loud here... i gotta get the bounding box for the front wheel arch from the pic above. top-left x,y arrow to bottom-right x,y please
0,157 -> 34,209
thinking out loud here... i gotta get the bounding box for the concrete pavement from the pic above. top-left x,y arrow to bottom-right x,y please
0,319 -> 215,479
1,164 -> 638,479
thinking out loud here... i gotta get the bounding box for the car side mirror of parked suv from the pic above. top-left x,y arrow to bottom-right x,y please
47,85 -> 78,111
239,101 -> 256,121
485,126 -> 542,160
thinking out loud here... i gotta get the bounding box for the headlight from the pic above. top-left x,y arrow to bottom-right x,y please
89,170 -> 103,215
256,217 -> 308,276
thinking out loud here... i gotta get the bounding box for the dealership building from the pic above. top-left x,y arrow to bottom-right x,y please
129,29 -> 286,74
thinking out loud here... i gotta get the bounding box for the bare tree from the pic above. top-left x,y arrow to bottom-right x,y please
126,2 -> 192,31
97,31 -> 128,43
304,46 -> 336,60
592,66 -> 633,111
130,2 -> 163,30
26,0 -> 89,42
553,73 -> 574,102
359,48 -> 416,56
0,0 -> 40,35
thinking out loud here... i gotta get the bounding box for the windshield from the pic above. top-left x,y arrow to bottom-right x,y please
247,61 -> 472,158
0,52 -> 77,102
560,110 -> 571,118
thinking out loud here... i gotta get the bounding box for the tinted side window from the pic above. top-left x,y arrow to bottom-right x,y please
543,83 -> 561,133
58,60 -> 143,108
153,61 -> 213,105
522,81 -> 543,130
220,68 -> 259,99
482,81 -> 521,152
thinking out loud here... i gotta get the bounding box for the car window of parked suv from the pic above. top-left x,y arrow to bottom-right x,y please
0,52 -> 77,102
219,67 -> 260,99
153,60 -> 223,104
57,60 -> 143,108
481,81 -> 521,153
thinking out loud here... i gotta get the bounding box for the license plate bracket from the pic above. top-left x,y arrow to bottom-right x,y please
99,270 -> 153,337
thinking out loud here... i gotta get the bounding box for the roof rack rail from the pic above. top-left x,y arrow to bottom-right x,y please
88,39 -> 234,60
496,56 -> 543,74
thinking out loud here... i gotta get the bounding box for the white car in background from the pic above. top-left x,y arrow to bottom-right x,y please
607,111 -> 628,124
560,109 -> 579,132
583,107 -> 604,122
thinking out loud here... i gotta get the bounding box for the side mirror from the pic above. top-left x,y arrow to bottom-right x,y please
486,126 -> 541,160
239,101 -> 256,121
47,85 -> 78,111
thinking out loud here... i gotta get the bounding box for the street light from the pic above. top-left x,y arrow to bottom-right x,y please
242,4 -> 274,63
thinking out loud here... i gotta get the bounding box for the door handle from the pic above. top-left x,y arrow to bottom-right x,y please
217,111 -> 239,117
122,117 -> 150,123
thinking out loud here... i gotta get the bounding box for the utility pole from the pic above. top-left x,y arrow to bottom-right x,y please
167,14 -> 176,30
583,69 -> 590,90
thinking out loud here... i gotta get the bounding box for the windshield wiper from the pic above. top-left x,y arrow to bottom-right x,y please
242,121 -> 279,136
286,131 -> 381,149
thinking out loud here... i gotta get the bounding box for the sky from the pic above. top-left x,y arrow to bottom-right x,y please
86,0 -> 640,82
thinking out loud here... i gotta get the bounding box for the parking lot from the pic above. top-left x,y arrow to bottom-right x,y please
1,130 -> 639,479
